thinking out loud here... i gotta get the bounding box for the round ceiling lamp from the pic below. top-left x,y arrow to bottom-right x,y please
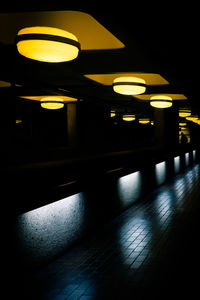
122,114 -> 136,121
16,26 -> 80,63
139,118 -> 150,124
110,110 -> 116,117
150,95 -> 173,108
179,108 -> 191,117
179,122 -> 187,126
113,77 -> 146,95
40,96 -> 64,109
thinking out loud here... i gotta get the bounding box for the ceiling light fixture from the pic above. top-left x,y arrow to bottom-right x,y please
122,114 -> 136,121
150,95 -> 173,108
40,96 -> 64,109
113,77 -> 146,95
139,118 -> 150,124
16,26 -> 80,63
179,109 -> 191,117
110,110 -> 116,117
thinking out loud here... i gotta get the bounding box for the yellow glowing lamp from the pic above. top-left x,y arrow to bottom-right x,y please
16,26 -> 80,63
122,114 -> 136,121
110,110 -> 116,117
179,122 -> 187,126
40,96 -> 64,109
113,77 -> 146,95
179,109 -> 191,117
139,118 -> 150,124
150,95 -> 173,108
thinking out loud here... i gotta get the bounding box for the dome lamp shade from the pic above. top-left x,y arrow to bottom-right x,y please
113,77 -> 146,95
122,114 -> 136,121
40,96 -> 64,109
179,109 -> 191,117
16,26 -> 80,63
150,95 -> 173,108
139,118 -> 150,124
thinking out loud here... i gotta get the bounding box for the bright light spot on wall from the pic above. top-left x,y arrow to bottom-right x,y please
117,171 -> 142,208
193,150 -> 196,161
185,152 -> 190,167
155,161 -> 167,186
174,156 -> 180,174
16,193 -> 85,266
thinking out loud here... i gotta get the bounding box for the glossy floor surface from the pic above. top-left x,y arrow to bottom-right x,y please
17,163 -> 200,299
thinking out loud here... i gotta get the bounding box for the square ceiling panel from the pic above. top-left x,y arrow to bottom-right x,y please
0,10 -> 125,50
134,94 -> 187,100
84,73 -> 169,86
19,96 -> 77,102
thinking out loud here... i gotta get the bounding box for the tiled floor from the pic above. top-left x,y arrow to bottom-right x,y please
17,163 -> 200,299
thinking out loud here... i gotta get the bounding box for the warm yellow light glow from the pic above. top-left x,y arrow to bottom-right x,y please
186,115 -> 198,121
135,93 -> 187,101
84,73 -> 169,86
16,119 -> 22,124
16,26 -> 80,62
151,121 -> 154,125
1,11 -> 124,50
139,118 -> 150,124
113,77 -> 146,95
40,96 -> 64,109
0,80 -> 11,87
19,95 -> 77,102
110,110 -> 116,117
192,118 -> 200,124
179,109 -> 191,117
122,114 -> 136,121
150,95 -> 172,108
179,122 -> 187,126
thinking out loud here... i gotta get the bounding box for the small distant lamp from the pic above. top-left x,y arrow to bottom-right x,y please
150,95 -> 173,108
179,109 -> 191,117
179,122 -> 187,126
110,110 -> 116,117
139,118 -> 150,124
16,26 -> 80,62
122,114 -> 136,121
113,77 -> 146,95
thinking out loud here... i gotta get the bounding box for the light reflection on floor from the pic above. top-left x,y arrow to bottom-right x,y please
115,163 -> 200,271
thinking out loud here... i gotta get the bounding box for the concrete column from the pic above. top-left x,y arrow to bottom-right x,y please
66,103 -> 77,147
154,107 -> 179,150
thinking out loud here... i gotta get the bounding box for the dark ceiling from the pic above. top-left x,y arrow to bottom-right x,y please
0,3 -> 199,116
